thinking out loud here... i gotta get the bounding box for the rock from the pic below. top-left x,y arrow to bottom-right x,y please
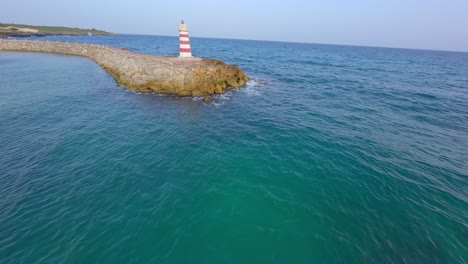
192,90 -> 204,97
214,84 -> 224,94
0,39 -> 250,97
227,78 -> 239,87
178,90 -> 192,96
203,96 -> 213,103
205,84 -> 216,94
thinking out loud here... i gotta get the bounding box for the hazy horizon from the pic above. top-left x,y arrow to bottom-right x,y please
1,0 -> 468,52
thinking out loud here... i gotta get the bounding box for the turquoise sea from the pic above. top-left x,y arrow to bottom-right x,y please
1,35 -> 467,263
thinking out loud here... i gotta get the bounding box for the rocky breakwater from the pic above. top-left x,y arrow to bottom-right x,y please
0,39 -> 249,97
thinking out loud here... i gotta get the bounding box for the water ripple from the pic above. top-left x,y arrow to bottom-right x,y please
1,37 -> 467,263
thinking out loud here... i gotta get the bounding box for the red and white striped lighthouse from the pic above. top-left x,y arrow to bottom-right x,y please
178,20 -> 192,58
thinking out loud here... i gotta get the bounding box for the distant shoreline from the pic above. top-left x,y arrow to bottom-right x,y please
0,23 -> 115,38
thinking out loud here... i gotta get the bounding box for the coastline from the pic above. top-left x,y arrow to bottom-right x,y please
0,39 -> 249,97
0,23 -> 114,38
0,32 -> 115,38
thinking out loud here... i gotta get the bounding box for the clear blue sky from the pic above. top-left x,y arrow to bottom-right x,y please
1,0 -> 467,52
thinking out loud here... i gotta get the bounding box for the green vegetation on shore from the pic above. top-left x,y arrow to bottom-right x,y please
0,23 -> 114,38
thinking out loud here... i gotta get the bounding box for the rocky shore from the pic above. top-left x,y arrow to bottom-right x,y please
0,39 -> 249,97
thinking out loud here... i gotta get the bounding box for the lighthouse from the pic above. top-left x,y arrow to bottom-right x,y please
178,20 -> 192,58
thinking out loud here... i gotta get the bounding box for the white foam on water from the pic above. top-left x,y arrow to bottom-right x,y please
240,79 -> 266,97
212,101 -> 225,107
155,93 -> 170,97
206,78 -> 268,106
218,93 -> 231,101
246,79 -> 266,88
244,88 -> 262,96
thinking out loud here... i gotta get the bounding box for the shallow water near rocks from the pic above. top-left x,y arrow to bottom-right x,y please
1,35 -> 467,263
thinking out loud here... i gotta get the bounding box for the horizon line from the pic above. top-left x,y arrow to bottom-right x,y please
115,32 -> 468,54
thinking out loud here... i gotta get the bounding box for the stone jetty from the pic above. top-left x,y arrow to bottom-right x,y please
0,39 -> 249,96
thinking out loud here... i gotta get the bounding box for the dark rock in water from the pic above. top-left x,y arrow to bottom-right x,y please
203,96 -> 213,103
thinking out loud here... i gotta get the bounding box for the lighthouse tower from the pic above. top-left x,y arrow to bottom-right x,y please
178,20 -> 192,58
